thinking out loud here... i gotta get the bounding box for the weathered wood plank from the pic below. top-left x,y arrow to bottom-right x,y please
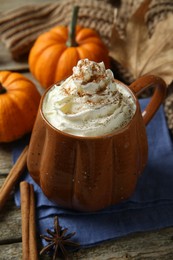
71,228 -> 173,259
1,227 -> 173,260
0,145 -> 12,175
1,196 -> 173,260
1,186 -> 173,259
0,242 -> 22,260
0,242 -> 51,260
0,199 -> 21,243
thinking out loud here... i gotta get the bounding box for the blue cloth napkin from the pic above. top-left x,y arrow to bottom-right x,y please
13,98 -> 173,248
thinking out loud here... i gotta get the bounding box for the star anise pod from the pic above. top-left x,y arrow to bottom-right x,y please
40,216 -> 79,259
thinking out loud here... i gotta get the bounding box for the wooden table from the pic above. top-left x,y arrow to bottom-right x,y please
1,0 -> 173,259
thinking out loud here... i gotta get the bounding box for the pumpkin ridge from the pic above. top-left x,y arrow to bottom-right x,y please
76,28 -> 99,42
77,37 -> 106,46
29,42 -> 65,64
0,70 -> 40,142
79,43 -> 109,65
7,91 -> 39,128
8,85 -> 40,104
1,72 -> 32,87
35,44 -> 67,87
54,47 -> 80,83
36,40 -> 66,49
50,26 -> 68,41
0,96 -> 29,142
29,42 -> 66,75
81,42 -> 108,51
75,46 -> 90,61
6,78 -> 35,89
38,31 -> 67,43
0,71 -> 12,85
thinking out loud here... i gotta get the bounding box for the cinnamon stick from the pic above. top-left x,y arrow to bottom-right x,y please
20,181 -> 38,260
0,145 -> 28,210
20,181 -> 30,260
29,184 -> 38,260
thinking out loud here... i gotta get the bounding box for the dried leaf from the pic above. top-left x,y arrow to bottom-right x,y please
110,0 -> 173,85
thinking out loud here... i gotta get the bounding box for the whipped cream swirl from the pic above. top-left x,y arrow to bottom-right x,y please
42,59 -> 136,136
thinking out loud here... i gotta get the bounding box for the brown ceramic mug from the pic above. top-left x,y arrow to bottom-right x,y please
27,75 -> 166,211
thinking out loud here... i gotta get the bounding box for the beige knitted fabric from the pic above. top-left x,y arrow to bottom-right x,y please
146,0 -> 173,35
0,0 -> 114,59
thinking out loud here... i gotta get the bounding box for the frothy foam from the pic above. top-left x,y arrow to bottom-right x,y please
42,59 -> 136,136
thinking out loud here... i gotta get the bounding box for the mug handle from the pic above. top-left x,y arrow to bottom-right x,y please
129,75 -> 167,125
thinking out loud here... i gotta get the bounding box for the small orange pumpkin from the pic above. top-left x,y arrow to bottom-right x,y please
0,71 -> 41,142
29,6 -> 110,89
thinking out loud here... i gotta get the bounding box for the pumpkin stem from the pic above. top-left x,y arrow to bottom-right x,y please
0,82 -> 7,94
66,6 -> 79,47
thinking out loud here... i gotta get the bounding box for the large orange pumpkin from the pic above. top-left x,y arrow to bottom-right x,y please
0,71 -> 41,142
29,6 -> 110,89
